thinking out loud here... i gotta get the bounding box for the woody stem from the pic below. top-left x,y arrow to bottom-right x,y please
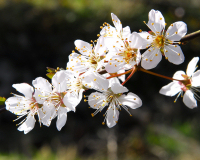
106,68 -> 133,79
180,30 -> 200,43
138,66 -> 180,81
121,66 -> 137,86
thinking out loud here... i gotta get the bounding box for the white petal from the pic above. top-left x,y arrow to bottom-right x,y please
166,21 -> 187,41
122,26 -> 131,39
186,57 -> 199,77
141,48 -> 162,70
111,13 -> 122,33
118,92 -> 142,109
52,70 -> 67,92
147,9 -> 165,33
138,32 -> 153,49
159,81 -> 182,96
108,77 -> 120,88
5,97 -> 32,116
164,45 -> 184,65
32,77 -> 52,93
191,70 -> 200,87
63,92 -> 81,112
117,69 -> 125,82
111,83 -> 128,94
94,36 -> 107,56
100,25 -> 116,37
106,107 -> 119,128
39,104 -> 54,127
18,115 -> 35,134
105,57 -> 126,73
173,70 -> 186,80
34,89 -> 44,104
67,53 -> 89,74
183,90 -> 197,109
82,71 -> 109,91
12,83 -> 33,99
88,92 -> 106,109
56,107 -> 68,131
74,40 -> 92,56
129,32 -> 145,49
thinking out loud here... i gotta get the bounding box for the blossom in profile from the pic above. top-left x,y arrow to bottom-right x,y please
140,9 -> 187,69
84,74 -> 142,128
100,13 -> 131,40
5,83 -> 42,134
159,57 -> 200,109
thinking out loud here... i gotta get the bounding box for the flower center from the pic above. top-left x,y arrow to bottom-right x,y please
48,92 -> 66,108
153,35 -> 165,48
89,54 -> 99,69
119,41 -> 138,64
179,74 -> 192,91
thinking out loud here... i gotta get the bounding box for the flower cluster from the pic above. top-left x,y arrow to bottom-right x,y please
5,9 -> 199,134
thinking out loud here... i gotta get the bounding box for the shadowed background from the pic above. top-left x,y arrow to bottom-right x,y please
0,0 -> 200,159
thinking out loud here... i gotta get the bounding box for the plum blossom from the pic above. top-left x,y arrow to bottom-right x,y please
33,70 -> 82,131
5,83 -> 42,134
100,13 -> 131,41
159,57 -> 200,109
140,9 -> 187,69
84,73 -> 142,128
67,36 -> 107,74
104,32 -> 144,73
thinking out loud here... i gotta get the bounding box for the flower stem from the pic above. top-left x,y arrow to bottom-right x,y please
106,68 -> 133,79
180,30 -> 200,43
121,66 -> 137,86
138,67 -> 180,81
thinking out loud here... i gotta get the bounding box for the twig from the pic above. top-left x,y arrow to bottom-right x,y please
180,30 -> 200,43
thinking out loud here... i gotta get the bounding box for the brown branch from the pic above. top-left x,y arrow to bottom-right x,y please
180,30 -> 200,43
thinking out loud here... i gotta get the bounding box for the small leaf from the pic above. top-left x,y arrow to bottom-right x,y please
0,97 -> 6,105
46,72 -> 55,79
46,67 -> 56,73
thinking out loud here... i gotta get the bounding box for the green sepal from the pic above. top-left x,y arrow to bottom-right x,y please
46,67 -> 57,73
46,72 -> 55,79
0,97 -> 6,105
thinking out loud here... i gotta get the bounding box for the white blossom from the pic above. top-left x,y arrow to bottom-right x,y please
33,70 -> 81,131
85,75 -> 142,128
67,36 -> 107,74
100,13 -> 131,40
5,83 -> 42,134
140,9 -> 187,69
159,57 -> 200,109
104,32 -> 144,73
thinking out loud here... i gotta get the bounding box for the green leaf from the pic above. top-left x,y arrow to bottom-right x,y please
46,72 -> 55,79
0,97 -> 6,105
46,67 -> 56,73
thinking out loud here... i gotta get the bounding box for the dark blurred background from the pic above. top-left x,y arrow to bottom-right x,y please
0,0 -> 200,159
